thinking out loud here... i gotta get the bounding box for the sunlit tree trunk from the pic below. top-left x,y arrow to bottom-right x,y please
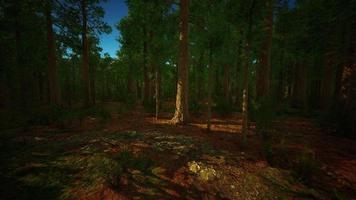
171,0 -> 189,124
46,0 -> 61,106
256,0 -> 274,100
81,0 -> 92,107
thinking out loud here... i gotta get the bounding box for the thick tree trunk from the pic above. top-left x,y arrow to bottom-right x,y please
81,0 -> 92,107
46,0 -> 61,106
171,0 -> 189,124
256,0 -> 274,100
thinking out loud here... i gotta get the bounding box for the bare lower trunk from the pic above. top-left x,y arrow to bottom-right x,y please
256,0 -> 273,100
46,0 -> 61,106
81,0 -> 92,107
171,0 -> 189,124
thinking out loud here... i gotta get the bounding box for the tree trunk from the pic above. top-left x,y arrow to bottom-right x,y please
143,26 -> 149,104
292,61 -> 308,109
81,0 -> 92,107
46,0 -> 61,106
256,0 -> 273,100
223,64 -> 229,102
207,45 -> 213,131
90,63 -> 96,105
171,0 -> 189,124
241,0 -> 255,143
321,53 -> 334,109
155,63 -> 161,120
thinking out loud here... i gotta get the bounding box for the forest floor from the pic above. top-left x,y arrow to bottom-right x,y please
0,102 -> 355,200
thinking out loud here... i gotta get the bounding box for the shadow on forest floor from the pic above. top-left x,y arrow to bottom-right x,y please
0,104 -> 355,199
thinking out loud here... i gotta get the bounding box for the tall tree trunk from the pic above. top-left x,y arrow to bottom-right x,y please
91,64 -> 96,105
143,26 -> 149,104
155,63 -> 160,120
81,0 -> 92,107
321,53 -> 334,109
207,45 -> 213,131
292,61 -> 308,109
241,0 -> 255,143
14,0 -> 27,109
223,64 -> 229,102
256,0 -> 274,100
171,0 -> 189,124
46,0 -> 61,106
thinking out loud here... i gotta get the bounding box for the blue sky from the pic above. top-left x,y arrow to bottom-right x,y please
99,0 -> 128,58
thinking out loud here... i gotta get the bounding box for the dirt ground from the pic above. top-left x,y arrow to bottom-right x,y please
0,102 -> 355,199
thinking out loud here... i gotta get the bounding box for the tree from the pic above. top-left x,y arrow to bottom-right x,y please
171,0 -> 190,124
256,0 -> 274,100
45,0 -> 61,106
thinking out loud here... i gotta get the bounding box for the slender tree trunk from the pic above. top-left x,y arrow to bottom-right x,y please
46,0 -> 61,106
171,0 -> 189,124
321,53 -> 334,109
91,64 -> 96,105
292,61 -> 308,109
241,0 -> 255,143
143,26 -> 149,104
223,64 -> 229,102
196,52 -> 204,100
234,40 -> 242,106
207,45 -> 213,131
256,0 -> 274,100
155,63 -> 161,119
81,0 -> 91,107
14,0 -> 27,109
